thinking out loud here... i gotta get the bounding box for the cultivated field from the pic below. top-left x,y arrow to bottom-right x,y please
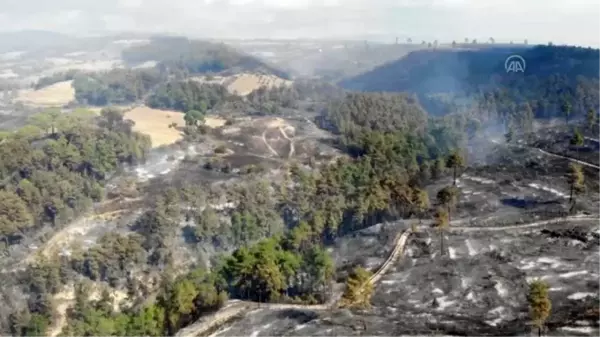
124,106 -> 228,147
193,73 -> 292,96
124,106 -> 186,147
16,80 -> 75,107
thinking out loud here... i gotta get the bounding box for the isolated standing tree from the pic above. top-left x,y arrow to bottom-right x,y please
434,207 -> 449,256
567,163 -> 584,209
528,280 -> 551,337
436,186 -> 459,223
489,37 -> 495,44
505,127 -> 514,143
446,150 -> 465,186
586,108 -> 597,133
411,188 -> 430,223
570,128 -> 584,154
521,102 -> 535,137
561,100 -> 572,125
431,158 -> 446,180
340,266 -> 373,309
451,40 -> 457,48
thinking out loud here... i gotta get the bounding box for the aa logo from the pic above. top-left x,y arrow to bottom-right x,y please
505,55 -> 526,73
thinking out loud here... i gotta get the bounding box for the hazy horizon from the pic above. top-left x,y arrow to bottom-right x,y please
1,0 -> 599,47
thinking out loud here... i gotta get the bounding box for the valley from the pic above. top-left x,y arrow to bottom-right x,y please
0,32 -> 598,337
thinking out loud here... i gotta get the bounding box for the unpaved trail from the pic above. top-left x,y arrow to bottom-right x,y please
534,147 -> 600,170
584,137 -> 599,144
491,139 -> 599,170
279,126 -> 294,159
175,212 -> 599,337
491,137 -> 600,170
261,130 -> 279,157
450,215 -> 599,232
176,229 -> 413,337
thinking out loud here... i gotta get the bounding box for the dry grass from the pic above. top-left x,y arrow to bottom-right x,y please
205,116 -> 227,128
123,107 -> 228,147
226,73 -> 291,96
124,106 -> 185,147
16,80 -> 75,106
193,73 -> 292,96
260,117 -> 295,133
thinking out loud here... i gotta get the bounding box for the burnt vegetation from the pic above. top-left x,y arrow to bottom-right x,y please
0,40 -> 599,336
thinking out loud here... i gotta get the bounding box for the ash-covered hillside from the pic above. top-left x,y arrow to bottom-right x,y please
0,34 -> 599,337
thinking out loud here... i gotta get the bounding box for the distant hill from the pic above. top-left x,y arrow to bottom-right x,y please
121,36 -> 290,79
340,45 -> 600,118
231,40 -> 430,82
0,30 -> 76,53
340,47 -> 535,94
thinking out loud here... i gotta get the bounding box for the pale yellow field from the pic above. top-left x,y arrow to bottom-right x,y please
193,73 -> 292,96
205,116 -> 227,128
123,106 -> 228,147
226,73 -> 291,96
124,106 -> 185,147
17,80 -> 75,106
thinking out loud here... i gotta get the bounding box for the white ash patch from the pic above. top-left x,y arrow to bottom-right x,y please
560,270 -> 588,278
568,292 -> 597,300
528,183 -> 568,198
494,281 -> 508,297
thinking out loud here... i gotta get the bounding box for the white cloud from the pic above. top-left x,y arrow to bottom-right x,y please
0,0 -> 597,47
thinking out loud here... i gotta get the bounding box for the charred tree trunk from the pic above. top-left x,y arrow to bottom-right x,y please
453,167 -> 457,186
440,230 -> 445,256
569,183 -> 574,205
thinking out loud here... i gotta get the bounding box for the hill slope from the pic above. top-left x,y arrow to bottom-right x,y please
121,36 -> 290,79
340,45 -> 600,118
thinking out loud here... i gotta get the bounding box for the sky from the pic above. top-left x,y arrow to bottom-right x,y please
0,0 -> 598,47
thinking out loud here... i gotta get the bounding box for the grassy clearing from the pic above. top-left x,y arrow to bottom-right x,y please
123,106 -> 228,147
16,80 -> 75,106
193,73 -> 292,96
205,116 -> 227,128
124,106 -> 185,147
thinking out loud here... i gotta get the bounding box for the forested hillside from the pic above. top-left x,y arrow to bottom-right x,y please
72,68 -> 166,106
340,45 -> 600,121
3,89 -> 472,336
0,107 -> 151,245
146,81 -> 232,112
121,36 -> 290,79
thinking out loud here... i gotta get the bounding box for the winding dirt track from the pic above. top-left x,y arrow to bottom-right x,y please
175,214 -> 599,337
261,130 -> 279,157
533,147 -> 600,170
175,230 -> 413,337
279,127 -> 294,159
